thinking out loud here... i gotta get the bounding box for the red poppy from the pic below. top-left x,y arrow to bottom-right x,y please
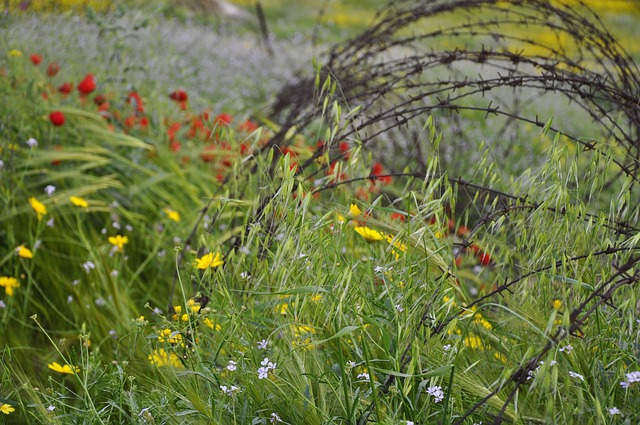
238,119 -> 258,132
390,212 -> 406,221
139,116 -> 149,129
94,94 -> 107,106
127,92 -> 144,113
169,90 -> 188,102
214,113 -> 232,127
477,251 -> 492,266
47,62 -> 60,77
49,111 -> 65,126
30,54 -> 43,65
58,82 -> 73,95
77,73 -> 96,95
167,122 -> 181,143
370,162 -> 392,184
124,115 -> 137,129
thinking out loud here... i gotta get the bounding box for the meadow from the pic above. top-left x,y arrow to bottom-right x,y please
1,1 -> 640,424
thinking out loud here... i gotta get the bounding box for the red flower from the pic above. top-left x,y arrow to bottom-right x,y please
49,111 -> 65,126
127,92 -> 144,113
214,113 -> 233,127
47,62 -> 60,77
339,141 -> 350,153
77,73 -> 96,95
238,119 -> 258,132
370,162 -> 392,184
30,54 -> 43,65
390,212 -> 406,222
477,251 -> 492,266
169,90 -> 188,102
124,115 -> 137,129
58,82 -> 73,95
93,94 -> 107,106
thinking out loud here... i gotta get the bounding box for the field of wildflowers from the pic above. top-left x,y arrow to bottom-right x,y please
1,1 -> 640,424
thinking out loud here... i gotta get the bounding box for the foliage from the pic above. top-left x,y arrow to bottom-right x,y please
1,1 -> 639,424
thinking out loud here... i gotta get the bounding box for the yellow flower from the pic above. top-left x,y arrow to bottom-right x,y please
157,328 -> 182,344
292,324 -> 316,348
354,226 -> 384,242
70,196 -> 89,208
463,334 -> 484,350
29,197 -> 47,220
16,245 -> 33,259
187,298 -> 201,313
0,404 -> 15,415
349,203 -> 362,217
0,276 -> 20,296
194,252 -> 224,269
336,213 -> 346,224
8,49 -> 22,57
552,299 -> 562,310
108,235 -> 129,252
148,348 -> 184,368
493,352 -> 507,363
386,234 -> 407,253
48,362 -> 80,374
203,317 -> 222,331
163,208 -> 181,222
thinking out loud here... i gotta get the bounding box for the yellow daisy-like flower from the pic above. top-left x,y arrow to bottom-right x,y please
0,404 -> 15,415
108,235 -> 129,252
349,203 -> 362,217
16,245 -> 33,259
48,362 -> 80,375
70,196 -> 89,208
8,49 -> 22,57
163,208 -> 181,222
194,252 -> 224,269
203,317 -> 222,331
0,276 -> 20,296
354,226 -> 384,242
552,299 -> 562,310
148,348 -> 184,368
29,197 -> 47,220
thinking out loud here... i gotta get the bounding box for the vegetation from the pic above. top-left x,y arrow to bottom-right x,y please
1,1 -> 639,424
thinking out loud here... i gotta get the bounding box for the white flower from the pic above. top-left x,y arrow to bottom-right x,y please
620,371 -> 640,389
549,360 -> 557,366
227,360 -> 237,371
568,371 -> 584,381
125,224 -> 133,232
44,185 -> 56,196
0,300 -> 5,308
426,385 -> 444,403
257,339 -> 268,350
559,344 -> 573,353
270,412 -> 283,423
239,246 -> 251,255
258,366 -> 269,379
46,217 -> 55,228
0,160 -> 4,168
111,270 -> 119,277
240,271 -> 251,279
26,138 -> 38,148
356,372 -> 370,381
395,304 -> 404,312
67,295 -> 73,303
47,405 -> 55,412
406,421 -> 414,425
95,297 -> 106,306
34,240 -> 42,249
274,233 -> 284,241
608,407 -> 621,415
82,261 -> 96,273
346,360 -> 356,371
113,222 -> 122,230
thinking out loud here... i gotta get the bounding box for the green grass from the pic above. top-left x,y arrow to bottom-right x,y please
1,2 -> 640,424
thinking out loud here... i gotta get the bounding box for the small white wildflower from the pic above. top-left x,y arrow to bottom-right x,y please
101,228 -> 107,234
240,271 -> 251,279
125,224 -> 133,232
395,304 -> 404,312
26,138 -> 38,148
112,221 -> 121,230
95,297 -> 106,306
44,185 -> 56,196
346,360 -> 356,371
356,372 -> 370,381
426,385 -> 444,402
153,307 -> 163,315
340,247 -> 347,254
559,344 -> 573,353
109,329 -> 117,337
374,265 -> 385,273
34,240 -> 42,249
568,371 -> 584,381
227,360 -> 237,371
270,412 -> 283,423
46,217 -> 55,228
82,261 -> 96,273
110,201 -> 120,208
0,160 -> 4,168
258,366 -> 269,379
110,270 -> 119,277
47,405 -> 55,412
238,246 -> 251,255
219,223 -> 228,231
157,249 -> 166,257
297,252 -> 307,259
72,279 -> 80,285
173,236 -> 181,244
257,339 -> 268,350
549,360 -> 557,366
0,300 -> 5,308
608,407 -> 621,416
620,371 -> 640,389
67,295 -> 73,303
406,421 -> 414,425
274,233 -> 284,241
